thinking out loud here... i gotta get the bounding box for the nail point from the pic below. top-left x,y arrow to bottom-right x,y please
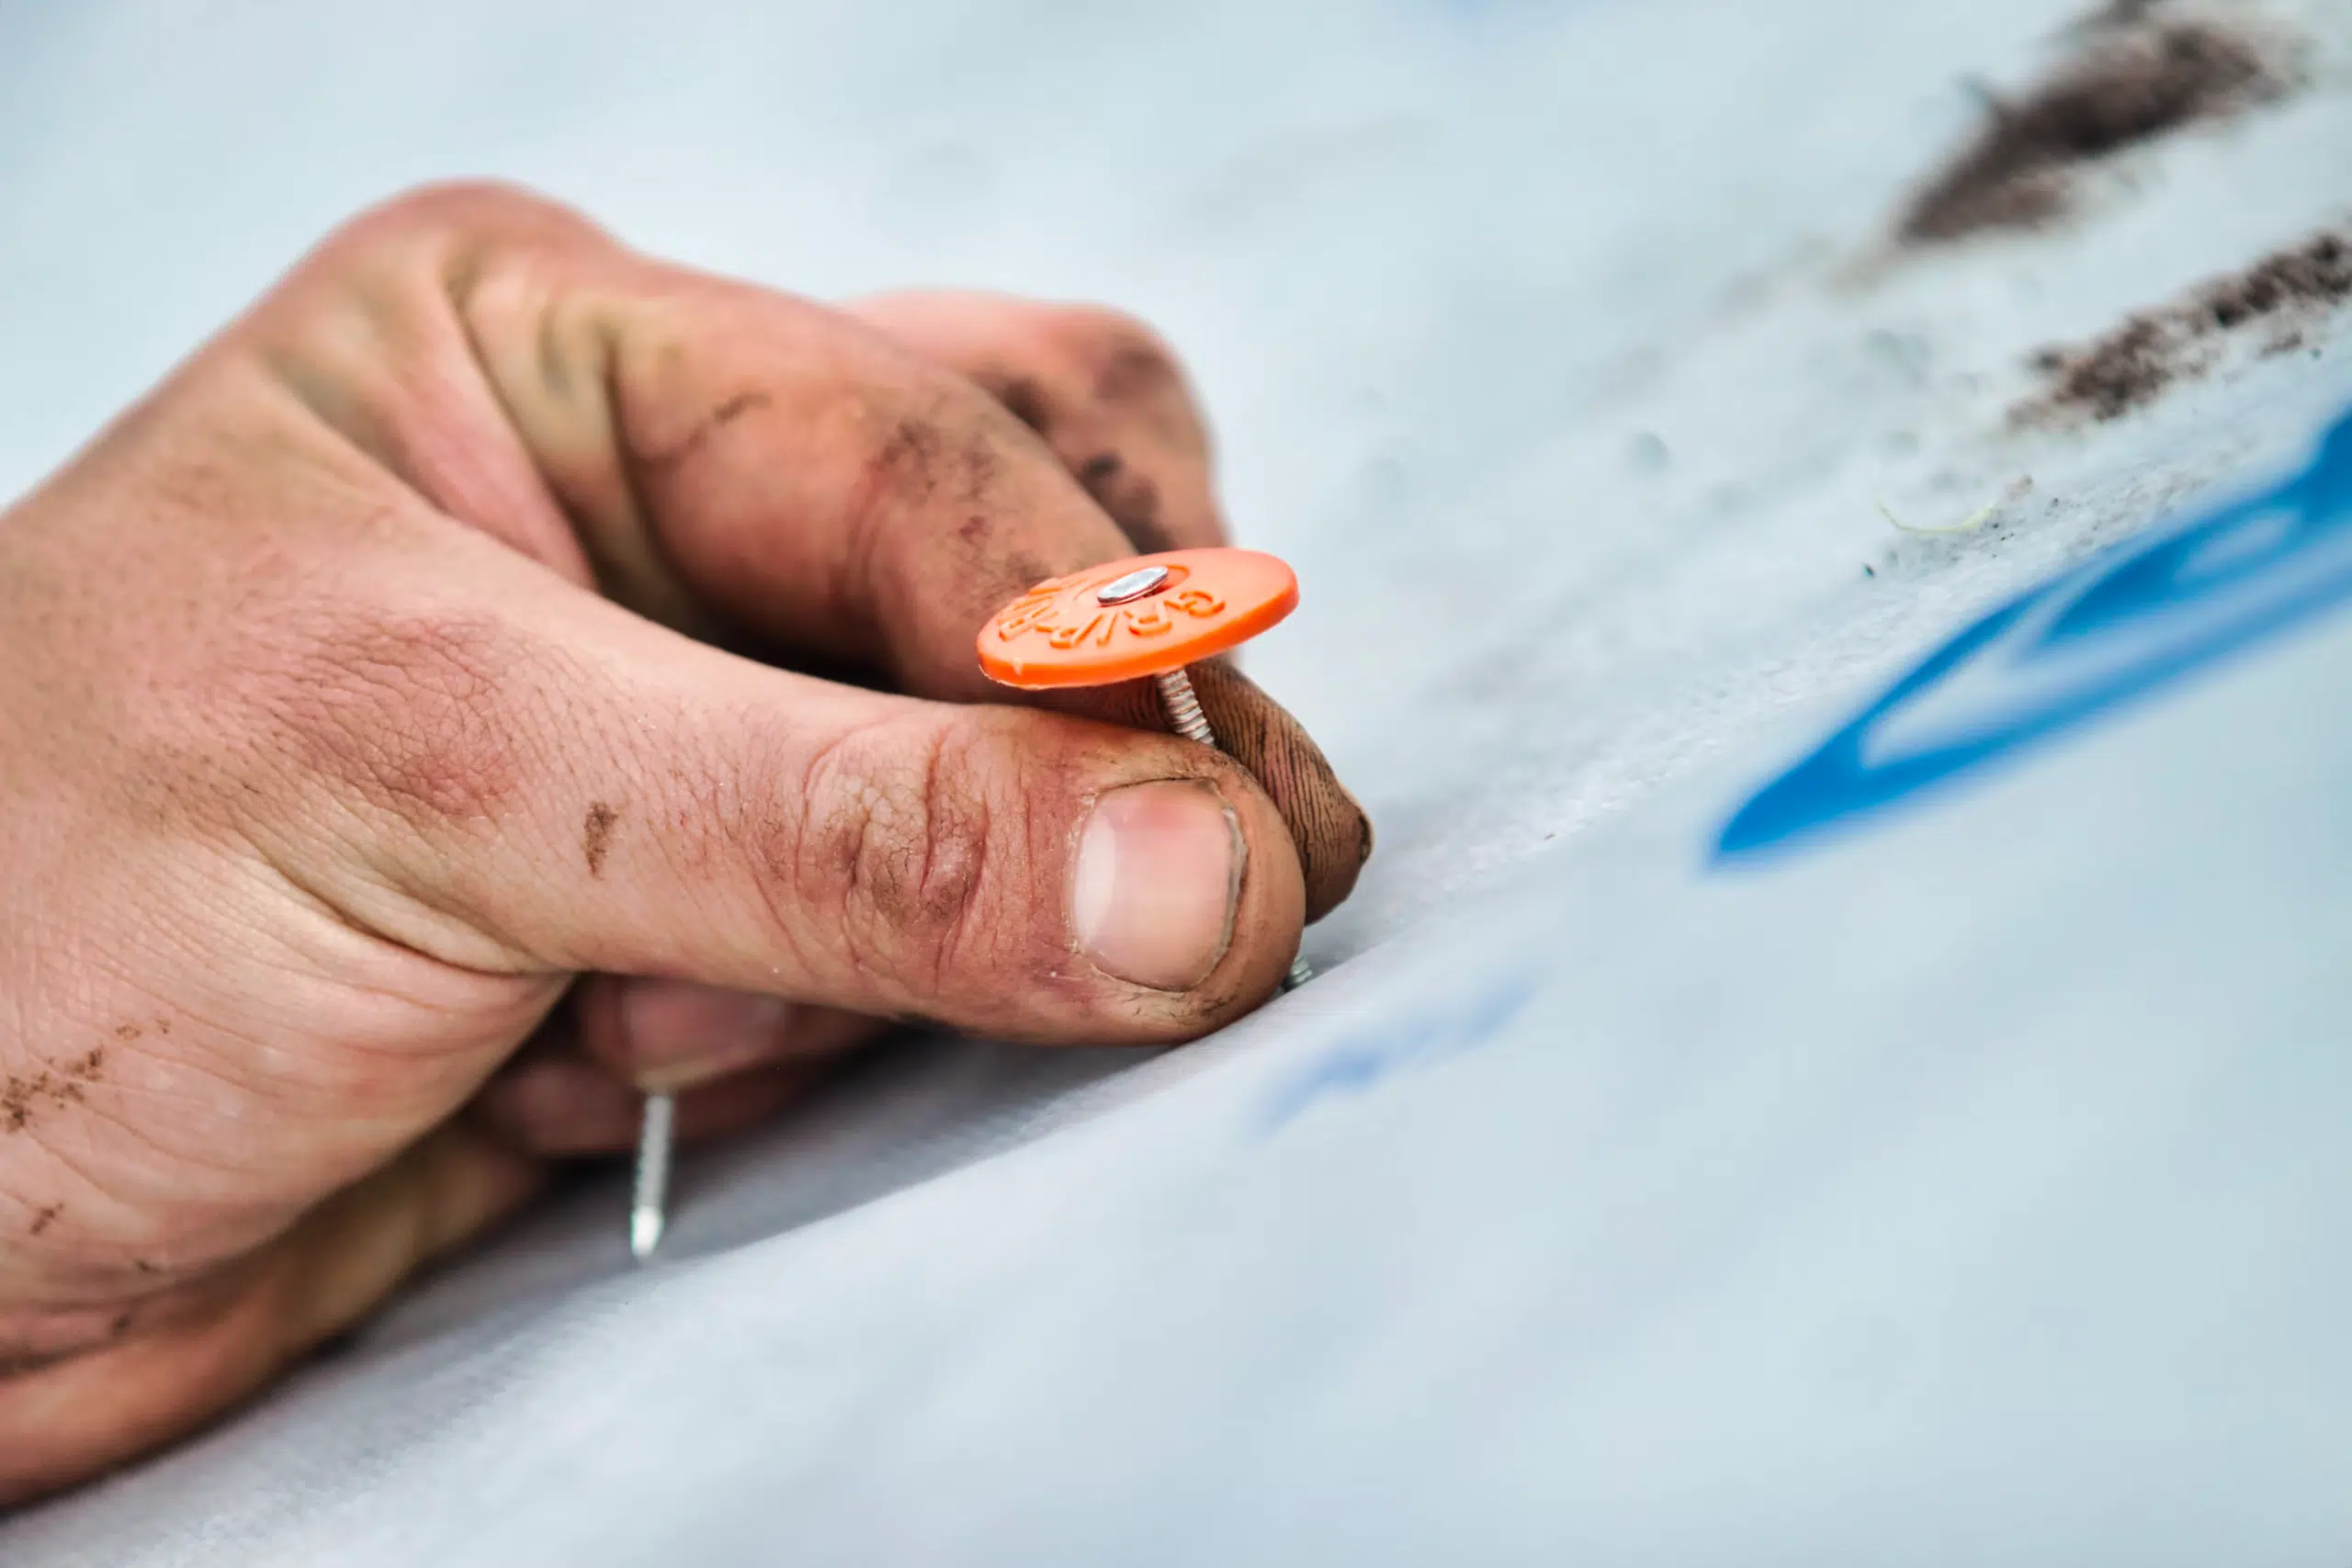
629,1206 -> 664,1261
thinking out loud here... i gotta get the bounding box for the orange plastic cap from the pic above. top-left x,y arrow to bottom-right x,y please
977,548 -> 1299,690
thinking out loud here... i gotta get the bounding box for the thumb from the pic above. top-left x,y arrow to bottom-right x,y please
308,564 -> 1306,1044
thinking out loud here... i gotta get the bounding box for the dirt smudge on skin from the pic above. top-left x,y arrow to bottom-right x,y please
582,801 -> 620,877
1076,449 -> 1177,553
1093,341 -> 1175,407
631,389 -> 775,473
2018,228 -> 2351,422
870,413 -> 1003,513
2,1047 -> 108,1134
1901,17 -> 2287,243
874,417 -> 948,501
956,438 -> 1000,508
707,389 -> 771,427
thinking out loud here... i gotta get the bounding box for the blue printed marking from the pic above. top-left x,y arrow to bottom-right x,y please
1259,970 -> 1540,1133
1718,405 -> 2352,861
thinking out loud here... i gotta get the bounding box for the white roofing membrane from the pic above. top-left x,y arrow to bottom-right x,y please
2,0 -> 2348,1561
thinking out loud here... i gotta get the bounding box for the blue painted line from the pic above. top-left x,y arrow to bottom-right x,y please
1258,969 -> 1542,1134
1718,403 -> 2352,862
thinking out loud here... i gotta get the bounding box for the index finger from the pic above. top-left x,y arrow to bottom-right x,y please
841,288 -> 1232,558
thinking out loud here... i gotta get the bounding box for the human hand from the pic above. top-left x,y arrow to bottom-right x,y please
0,184 -> 1368,1501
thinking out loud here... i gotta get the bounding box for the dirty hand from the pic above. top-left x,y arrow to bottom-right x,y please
0,184 -> 1369,1502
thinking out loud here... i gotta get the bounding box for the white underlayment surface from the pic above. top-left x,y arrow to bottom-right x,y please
1,0 -> 2349,1562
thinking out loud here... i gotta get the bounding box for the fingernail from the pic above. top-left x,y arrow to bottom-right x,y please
619,980 -> 793,1092
1072,780 -> 1242,991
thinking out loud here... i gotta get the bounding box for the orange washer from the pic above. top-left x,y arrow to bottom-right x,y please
977,547 -> 1300,690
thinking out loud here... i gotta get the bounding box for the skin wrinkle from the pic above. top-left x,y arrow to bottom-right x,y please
730,768 -> 826,994
379,362 -> 578,575
5,1137 -> 112,1256
252,340 -> 401,487
909,721 -> 954,995
534,295 -> 573,400
306,249 -> 511,533
99,1021 -> 295,1119
44,1094 -> 260,1213
827,722 -> 950,992
915,723 -> 993,997
71,987 -> 242,1115
593,330 -> 678,609
768,718 -> 882,987
228,809 -> 526,988
329,327 -> 553,567
23,1211 -> 307,1374
113,856 -> 549,1115
980,371 -> 1052,434
626,389 -> 776,475
452,265 -> 707,634
35,1063 -> 280,1201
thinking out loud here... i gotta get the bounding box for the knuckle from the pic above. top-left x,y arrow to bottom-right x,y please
1029,307 -> 1206,465
785,712 -> 1013,990
325,180 -> 595,258
269,184 -> 610,355
262,183 -> 609,415
1047,306 -> 1187,403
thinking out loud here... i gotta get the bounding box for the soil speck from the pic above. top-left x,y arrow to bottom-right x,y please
1901,19 -> 2285,243
2018,229 -> 2350,422
582,802 -> 620,877
2,1049 -> 107,1134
